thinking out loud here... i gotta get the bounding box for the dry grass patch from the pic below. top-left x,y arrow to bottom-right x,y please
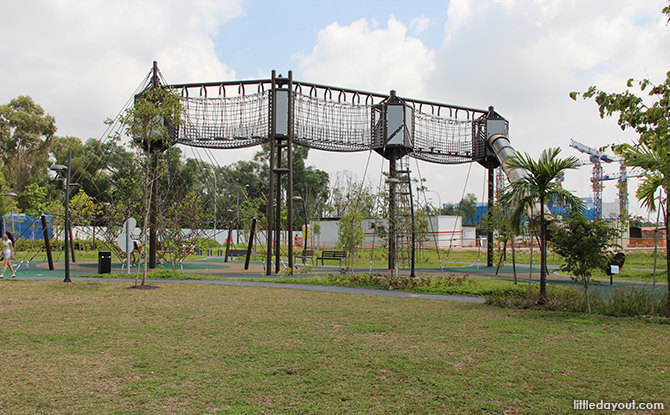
0,281 -> 667,414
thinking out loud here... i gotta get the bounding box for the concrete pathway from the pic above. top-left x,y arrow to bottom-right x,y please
10,274 -> 486,303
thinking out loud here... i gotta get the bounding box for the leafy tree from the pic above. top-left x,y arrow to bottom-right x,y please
573,70 -> 670,316
459,193 -> 478,224
552,214 -> 621,313
69,190 -> 101,227
118,86 -> 182,286
503,148 -> 583,303
0,96 -> 56,192
441,202 -> 458,216
17,183 -> 49,218
488,193 -> 520,283
337,206 -> 364,270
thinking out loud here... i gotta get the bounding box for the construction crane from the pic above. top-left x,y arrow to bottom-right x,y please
569,139 -> 617,220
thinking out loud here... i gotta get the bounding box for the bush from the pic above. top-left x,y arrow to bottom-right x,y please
326,273 -> 472,290
13,238 -> 97,252
486,284 -> 668,317
196,238 -> 222,249
593,288 -> 667,317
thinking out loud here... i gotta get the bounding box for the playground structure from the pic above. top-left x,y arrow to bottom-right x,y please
135,62 -> 515,275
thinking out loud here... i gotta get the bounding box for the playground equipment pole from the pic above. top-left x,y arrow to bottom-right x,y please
41,214 -> 54,270
49,152 -> 72,282
487,166 -> 495,267
245,217 -> 256,270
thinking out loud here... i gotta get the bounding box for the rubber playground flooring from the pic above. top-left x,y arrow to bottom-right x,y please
6,256 -> 659,294
10,255 -> 544,279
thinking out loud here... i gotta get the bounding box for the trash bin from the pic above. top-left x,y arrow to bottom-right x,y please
98,251 -> 111,274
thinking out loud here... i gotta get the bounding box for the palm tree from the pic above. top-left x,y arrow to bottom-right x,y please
504,148 -> 583,303
615,138 -> 670,316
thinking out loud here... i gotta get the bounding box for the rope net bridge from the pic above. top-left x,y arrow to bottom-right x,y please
173,77 -> 502,164
139,63 -> 512,275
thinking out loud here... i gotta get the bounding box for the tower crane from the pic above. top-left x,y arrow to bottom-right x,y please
569,139 -> 620,220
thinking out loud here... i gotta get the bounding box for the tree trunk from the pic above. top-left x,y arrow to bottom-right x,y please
666,196 -> 670,317
528,231 -> 533,298
539,196 -> 548,304
583,278 -> 591,314
512,237 -> 517,285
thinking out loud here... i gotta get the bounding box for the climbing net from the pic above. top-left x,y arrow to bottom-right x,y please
411,110 -> 479,164
171,79 -> 490,164
293,92 -> 372,152
178,92 -> 269,149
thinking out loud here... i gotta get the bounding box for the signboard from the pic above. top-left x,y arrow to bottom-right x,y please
117,218 -> 141,253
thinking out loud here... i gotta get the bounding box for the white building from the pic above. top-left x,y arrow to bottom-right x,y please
311,215 -> 467,249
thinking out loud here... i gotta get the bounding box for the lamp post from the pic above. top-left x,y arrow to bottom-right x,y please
292,195 -> 308,251
49,151 -> 72,283
426,190 -> 443,214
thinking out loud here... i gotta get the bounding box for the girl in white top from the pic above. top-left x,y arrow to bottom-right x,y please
2,232 -> 15,278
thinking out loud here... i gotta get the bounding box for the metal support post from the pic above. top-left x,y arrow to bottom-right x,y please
487,165 -> 494,267
388,157 -> 397,271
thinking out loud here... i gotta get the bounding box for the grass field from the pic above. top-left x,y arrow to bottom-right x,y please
0,280 -> 667,414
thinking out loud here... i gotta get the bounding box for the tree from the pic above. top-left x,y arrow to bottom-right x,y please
119,86 -> 182,286
0,96 -> 56,192
572,70 -> 670,316
488,193 -> 520,283
17,183 -> 48,218
504,148 -> 583,303
337,206 -> 364,270
459,193 -> 478,224
552,214 -> 621,313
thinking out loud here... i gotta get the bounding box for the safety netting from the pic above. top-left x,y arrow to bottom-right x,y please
174,85 -> 487,164
293,92 -> 372,152
178,92 -> 269,149
410,110 -> 479,164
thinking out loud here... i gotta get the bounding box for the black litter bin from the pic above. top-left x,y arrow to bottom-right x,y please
98,251 -> 111,274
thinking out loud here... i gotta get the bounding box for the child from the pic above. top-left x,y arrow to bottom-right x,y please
1,232 -> 15,278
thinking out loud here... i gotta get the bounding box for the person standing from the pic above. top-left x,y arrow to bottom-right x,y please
1,232 -> 15,278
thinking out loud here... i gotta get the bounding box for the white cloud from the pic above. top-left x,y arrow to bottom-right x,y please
426,0 -> 670,211
0,0 -> 243,139
297,0 -> 669,215
295,16 -> 436,97
409,16 -> 430,35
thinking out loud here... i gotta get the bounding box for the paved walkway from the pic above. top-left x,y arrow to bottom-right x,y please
7,255 -> 664,300
12,274 -> 486,303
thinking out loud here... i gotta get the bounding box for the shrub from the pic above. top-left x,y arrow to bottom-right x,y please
487,284 -> 668,317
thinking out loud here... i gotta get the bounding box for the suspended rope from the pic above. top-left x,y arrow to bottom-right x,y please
412,158 -> 444,271
444,162 -> 473,265
69,69 -> 152,201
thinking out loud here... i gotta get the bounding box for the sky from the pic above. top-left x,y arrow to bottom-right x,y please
1,0 -> 669,218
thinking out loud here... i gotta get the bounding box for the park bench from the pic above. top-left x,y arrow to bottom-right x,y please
226,248 -> 249,258
294,249 -> 315,265
317,250 -> 347,267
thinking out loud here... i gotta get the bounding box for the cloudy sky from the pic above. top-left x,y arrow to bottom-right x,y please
1,0 -> 669,217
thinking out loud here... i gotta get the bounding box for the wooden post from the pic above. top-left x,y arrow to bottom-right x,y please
245,217 -> 257,270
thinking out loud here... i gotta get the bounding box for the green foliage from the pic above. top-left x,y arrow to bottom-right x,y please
502,147 -> 583,302
17,183 -> 48,217
326,273 -> 475,290
552,215 -> 621,279
337,207 -> 365,269
0,96 -> 56,192
574,68 -> 670,316
459,193 -> 478,223
487,285 -> 667,317
551,214 -> 621,313
121,87 -> 181,152
69,190 -> 101,226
